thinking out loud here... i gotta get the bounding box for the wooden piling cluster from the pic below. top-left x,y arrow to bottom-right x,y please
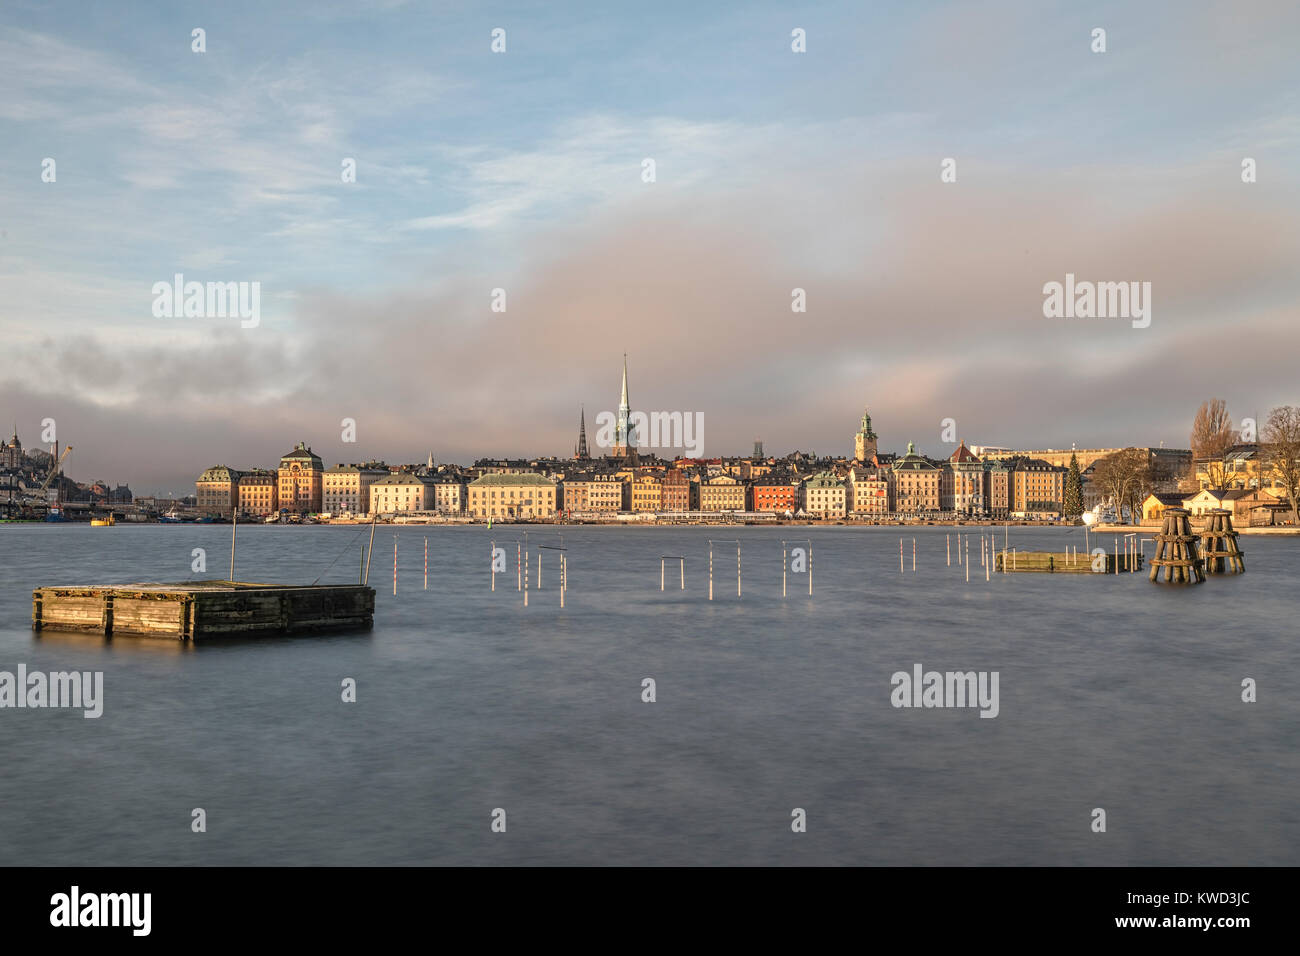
1148,509 -> 1205,584
32,581 -> 376,639
1200,509 -> 1245,575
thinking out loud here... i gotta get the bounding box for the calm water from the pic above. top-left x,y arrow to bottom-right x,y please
1,523 -> 1296,866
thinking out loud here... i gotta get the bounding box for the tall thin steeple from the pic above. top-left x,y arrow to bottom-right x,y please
575,405 -> 589,459
614,353 -> 634,457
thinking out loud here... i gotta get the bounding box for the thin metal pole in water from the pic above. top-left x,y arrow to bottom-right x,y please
230,506 -> 237,580
809,544 -> 813,596
424,537 -> 428,590
912,538 -> 916,572
661,558 -> 665,592
560,554 -> 565,608
524,544 -> 529,607
709,545 -> 714,601
947,533 -> 951,566
965,536 -> 970,583
393,535 -> 397,596
680,559 -> 684,591
985,539 -> 990,581
360,545 -> 365,584
737,545 -> 741,598
491,539 -> 496,592
783,545 -> 787,597
364,514 -> 377,585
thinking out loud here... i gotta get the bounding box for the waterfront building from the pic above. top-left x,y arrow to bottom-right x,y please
196,465 -> 244,516
630,473 -> 663,512
278,442 -> 324,514
892,442 -> 941,513
802,471 -> 847,518
749,473 -> 799,513
237,469 -> 278,517
466,472 -> 557,519
853,408 -> 879,463
323,463 -> 390,515
1194,443 -> 1284,493
1141,492 -> 1186,524
699,473 -> 745,512
983,459 -> 1011,519
369,473 -> 433,514
846,465 -> 890,515
1009,458 -> 1065,517
558,471 -> 592,512
660,468 -> 694,511
942,442 -> 985,515
426,474 -> 466,513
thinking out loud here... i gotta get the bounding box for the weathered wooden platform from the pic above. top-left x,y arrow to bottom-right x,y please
993,551 -> 1142,573
32,581 -> 375,639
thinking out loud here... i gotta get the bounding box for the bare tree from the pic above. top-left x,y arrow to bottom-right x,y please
1091,448 -> 1153,524
1262,406 -> 1300,525
1190,398 -> 1239,488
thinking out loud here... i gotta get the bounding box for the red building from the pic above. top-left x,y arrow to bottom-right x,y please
749,474 -> 799,513
660,468 -> 693,511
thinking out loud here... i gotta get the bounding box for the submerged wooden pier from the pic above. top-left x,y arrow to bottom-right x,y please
32,581 -> 375,639
993,551 -> 1141,573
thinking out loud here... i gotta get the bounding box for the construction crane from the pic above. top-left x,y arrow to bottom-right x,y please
21,444 -> 73,515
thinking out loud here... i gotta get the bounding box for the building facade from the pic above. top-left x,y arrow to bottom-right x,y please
750,473 -> 799,513
369,473 -> 433,513
630,473 -> 663,512
699,474 -> 745,511
802,472 -> 846,518
323,463 -> 390,515
278,442 -> 324,514
237,469 -> 278,517
891,443 -> 941,513
196,465 -> 243,516
467,473 -> 557,519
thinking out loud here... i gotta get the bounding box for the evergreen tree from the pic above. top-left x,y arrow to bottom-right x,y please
1063,452 -> 1084,519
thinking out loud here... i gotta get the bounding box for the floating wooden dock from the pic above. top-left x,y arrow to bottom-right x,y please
993,551 -> 1141,573
32,581 -> 375,639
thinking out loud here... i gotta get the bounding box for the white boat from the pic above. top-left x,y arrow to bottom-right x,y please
1083,498 -> 1121,526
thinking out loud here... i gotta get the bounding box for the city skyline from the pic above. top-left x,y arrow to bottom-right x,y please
2,1 -> 1297,492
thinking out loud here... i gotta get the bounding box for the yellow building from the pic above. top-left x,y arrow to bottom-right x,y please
369,473 -> 433,514
846,466 -> 890,515
324,463 -> 390,515
278,442 -> 324,514
699,474 -> 745,511
196,465 -> 243,517
802,472 -> 846,518
467,473 -> 557,519
630,473 -> 663,512
237,469 -> 278,517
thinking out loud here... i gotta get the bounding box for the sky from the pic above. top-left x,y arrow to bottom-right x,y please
1,0 -> 1298,494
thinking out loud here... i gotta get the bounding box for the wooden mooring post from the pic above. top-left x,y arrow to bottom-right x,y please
1201,509 -> 1246,575
1148,508 -> 1205,584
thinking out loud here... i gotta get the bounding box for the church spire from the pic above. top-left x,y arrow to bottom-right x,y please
575,405 -> 588,459
614,354 -> 634,457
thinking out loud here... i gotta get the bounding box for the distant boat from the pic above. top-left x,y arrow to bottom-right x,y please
193,516 -> 215,524
264,514 -> 280,524
159,509 -> 183,523
91,516 -> 115,527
